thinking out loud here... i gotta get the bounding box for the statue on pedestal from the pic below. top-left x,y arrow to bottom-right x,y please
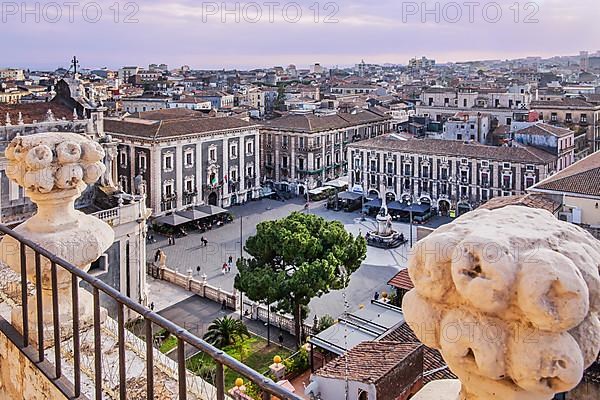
403,206 -> 600,400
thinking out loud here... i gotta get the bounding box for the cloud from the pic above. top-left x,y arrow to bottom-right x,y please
1,0 -> 599,69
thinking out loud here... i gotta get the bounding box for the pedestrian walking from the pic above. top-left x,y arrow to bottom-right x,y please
221,299 -> 227,311
374,291 -> 380,301
201,236 -> 208,247
222,263 -> 227,275
228,255 -> 233,271
196,266 -> 201,276
154,249 -> 161,262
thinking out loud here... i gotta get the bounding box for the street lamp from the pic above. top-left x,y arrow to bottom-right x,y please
356,169 -> 366,221
305,178 -> 310,213
407,200 -> 414,247
239,215 -> 243,320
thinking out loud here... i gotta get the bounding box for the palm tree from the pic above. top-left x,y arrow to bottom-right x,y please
203,316 -> 250,348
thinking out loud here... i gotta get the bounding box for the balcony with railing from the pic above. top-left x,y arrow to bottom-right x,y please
0,131 -> 300,400
0,226 -> 301,400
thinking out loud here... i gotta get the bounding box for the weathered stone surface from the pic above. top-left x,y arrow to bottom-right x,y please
0,132 -> 114,346
0,329 -> 67,400
403,206 -> 600,400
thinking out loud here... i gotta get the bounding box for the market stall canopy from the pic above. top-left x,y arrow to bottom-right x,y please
324,176 -> 349,189
177,209 -> 210,221
404,203 -> 431,214
309,187 -> 329,196
337,191 -> 363,201
364,198 -> 382,208
195,204 -> 228,216
387,201 -> 405,212
154,213 -> 192,227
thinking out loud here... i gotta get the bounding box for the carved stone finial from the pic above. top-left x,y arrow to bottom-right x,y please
5,112 -> 11,126
73,108 -> 78,121
403,206 -> 600,400
17,112 -> 24,125
46,109 -> 55,122
0,132 -> 115,345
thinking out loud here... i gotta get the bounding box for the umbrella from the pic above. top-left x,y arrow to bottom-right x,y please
364,198 -> 382,208
155,213 -> 192,227
177,209 -> 210,221
195,204 -> 227,216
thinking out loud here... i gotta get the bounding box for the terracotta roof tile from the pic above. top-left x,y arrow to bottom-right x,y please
105,116 -> 257,141
0,101 -> 75,124
530,151 -> 600,197
382,323 -> 457,384
388,269 -> 414,291
478,194 -> 561,214
530,98 -> 598,109
348,135 -> 557,164
315,341 -> 421,383
515,123 -> 573,138
260,110 -> 390,133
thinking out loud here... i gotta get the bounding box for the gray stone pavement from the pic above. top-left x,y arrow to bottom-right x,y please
155,294 -> 297,359
147,276 -> 194,312
157,295 -> 235,359
147,197 -> 419,321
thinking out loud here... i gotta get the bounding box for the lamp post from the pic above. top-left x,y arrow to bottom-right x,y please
305,178 -> 310,213
357,169 -> 366,221
267,302 -> 271,346
407,200 -> 414,247
239,215 -> 243,320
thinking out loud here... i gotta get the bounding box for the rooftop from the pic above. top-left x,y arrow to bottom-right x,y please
514,123 -> 574,138
382,323 -> 457,384
478,193 -> 561,214
348,135 -> 557,164
105,116 -> 257,140
315,341 -> 421,384
530,97 -> 599,109
530,151 -> 600,198
0,102 -> 76,124
260,110 -> 390,133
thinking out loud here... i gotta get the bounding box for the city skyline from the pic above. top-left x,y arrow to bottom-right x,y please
2,0 -> 599,70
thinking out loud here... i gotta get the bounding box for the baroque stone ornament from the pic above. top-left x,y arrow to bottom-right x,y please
0,132 -> 114,345
403,206 -> 600,400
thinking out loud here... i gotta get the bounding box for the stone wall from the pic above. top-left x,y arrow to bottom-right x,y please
0,328 -> 67,400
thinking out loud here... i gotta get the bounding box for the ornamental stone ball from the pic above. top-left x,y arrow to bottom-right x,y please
0,132 -> 114,345
402,206 -> 600,400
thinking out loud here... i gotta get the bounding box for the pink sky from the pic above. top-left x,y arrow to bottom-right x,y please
1,0 -> 599,70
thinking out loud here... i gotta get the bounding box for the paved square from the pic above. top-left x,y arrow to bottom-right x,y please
148,198 -> 421,320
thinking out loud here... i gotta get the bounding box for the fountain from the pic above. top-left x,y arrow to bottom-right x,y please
366,196 -> 406,249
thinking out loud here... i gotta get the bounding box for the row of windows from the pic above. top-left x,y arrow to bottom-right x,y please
355,172 -> 536,190
161,166 -> 256,196
119,144 -> 256,173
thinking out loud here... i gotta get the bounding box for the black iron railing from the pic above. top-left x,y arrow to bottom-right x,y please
0,224 -> 303,400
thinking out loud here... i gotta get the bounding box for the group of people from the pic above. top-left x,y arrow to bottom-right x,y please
222,255 -> 235,274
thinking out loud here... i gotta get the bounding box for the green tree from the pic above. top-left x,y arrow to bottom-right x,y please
315,314 -> 335,333
203,316 -> 250,349
235,212 -> 367,347
274,84 -> 286,111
